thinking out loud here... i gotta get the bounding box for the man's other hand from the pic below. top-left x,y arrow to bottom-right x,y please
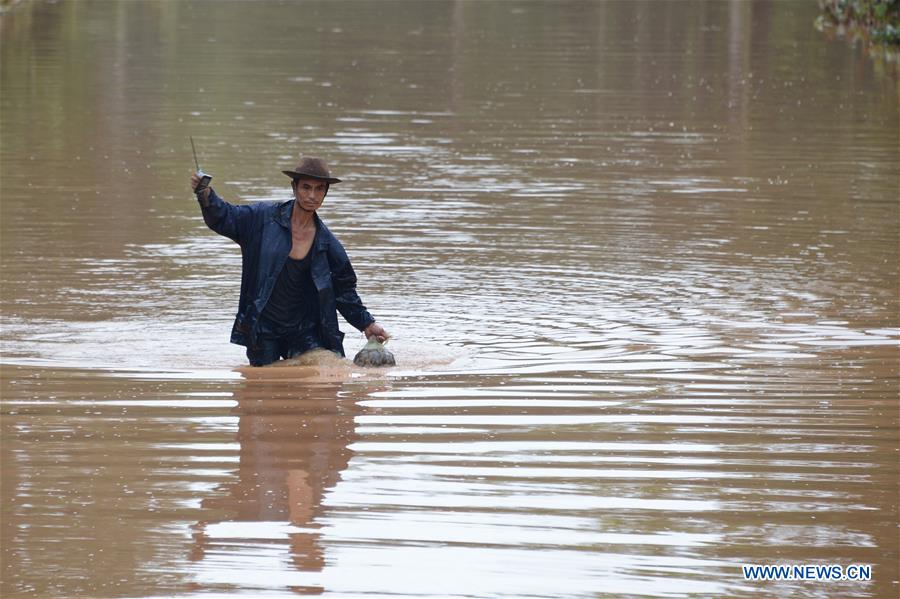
364,322 -> 390,342
190,173 -> 211,202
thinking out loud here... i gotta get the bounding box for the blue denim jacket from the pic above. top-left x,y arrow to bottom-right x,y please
199,189 -> 375,356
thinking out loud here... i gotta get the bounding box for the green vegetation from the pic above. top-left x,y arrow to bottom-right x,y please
0,0 -> 24,12
816,0 -> 900,45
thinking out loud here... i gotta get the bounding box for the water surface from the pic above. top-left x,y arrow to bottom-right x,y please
1,1 -> 898,597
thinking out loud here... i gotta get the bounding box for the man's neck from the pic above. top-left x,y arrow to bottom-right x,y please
292,201 -> 316,230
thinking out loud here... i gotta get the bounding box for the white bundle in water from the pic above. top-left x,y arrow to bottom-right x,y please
353,338 -> 396,367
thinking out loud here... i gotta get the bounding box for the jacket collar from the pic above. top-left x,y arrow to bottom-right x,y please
275,199 -> 294,229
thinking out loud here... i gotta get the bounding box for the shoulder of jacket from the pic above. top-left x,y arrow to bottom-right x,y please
318,219 -> 352,260
315,218 -> 338,243
265,200 -> 289,213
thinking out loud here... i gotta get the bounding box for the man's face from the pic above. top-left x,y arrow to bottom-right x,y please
293,177 -> 328,212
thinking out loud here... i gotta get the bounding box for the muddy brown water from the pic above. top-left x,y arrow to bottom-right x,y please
1,1 -> 898,597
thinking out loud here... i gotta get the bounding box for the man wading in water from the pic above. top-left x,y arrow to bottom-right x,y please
191,157 -> 389,366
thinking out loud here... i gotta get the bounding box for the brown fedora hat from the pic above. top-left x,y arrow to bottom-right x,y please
281,156 -> 342,184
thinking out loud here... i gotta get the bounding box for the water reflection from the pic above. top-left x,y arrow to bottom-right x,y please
187,373 -> 367,594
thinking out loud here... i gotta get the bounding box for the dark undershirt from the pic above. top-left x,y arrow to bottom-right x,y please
260,251 -> 319,332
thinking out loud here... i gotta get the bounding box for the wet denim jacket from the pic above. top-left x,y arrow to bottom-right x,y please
199,188 -> 375,356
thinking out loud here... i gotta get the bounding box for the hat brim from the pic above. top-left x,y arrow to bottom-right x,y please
282,170 -> 341,184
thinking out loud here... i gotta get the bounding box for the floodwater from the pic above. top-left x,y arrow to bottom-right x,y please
1,1 -> 898,597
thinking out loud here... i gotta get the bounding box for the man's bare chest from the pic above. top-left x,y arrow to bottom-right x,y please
289,227 -> 315,260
